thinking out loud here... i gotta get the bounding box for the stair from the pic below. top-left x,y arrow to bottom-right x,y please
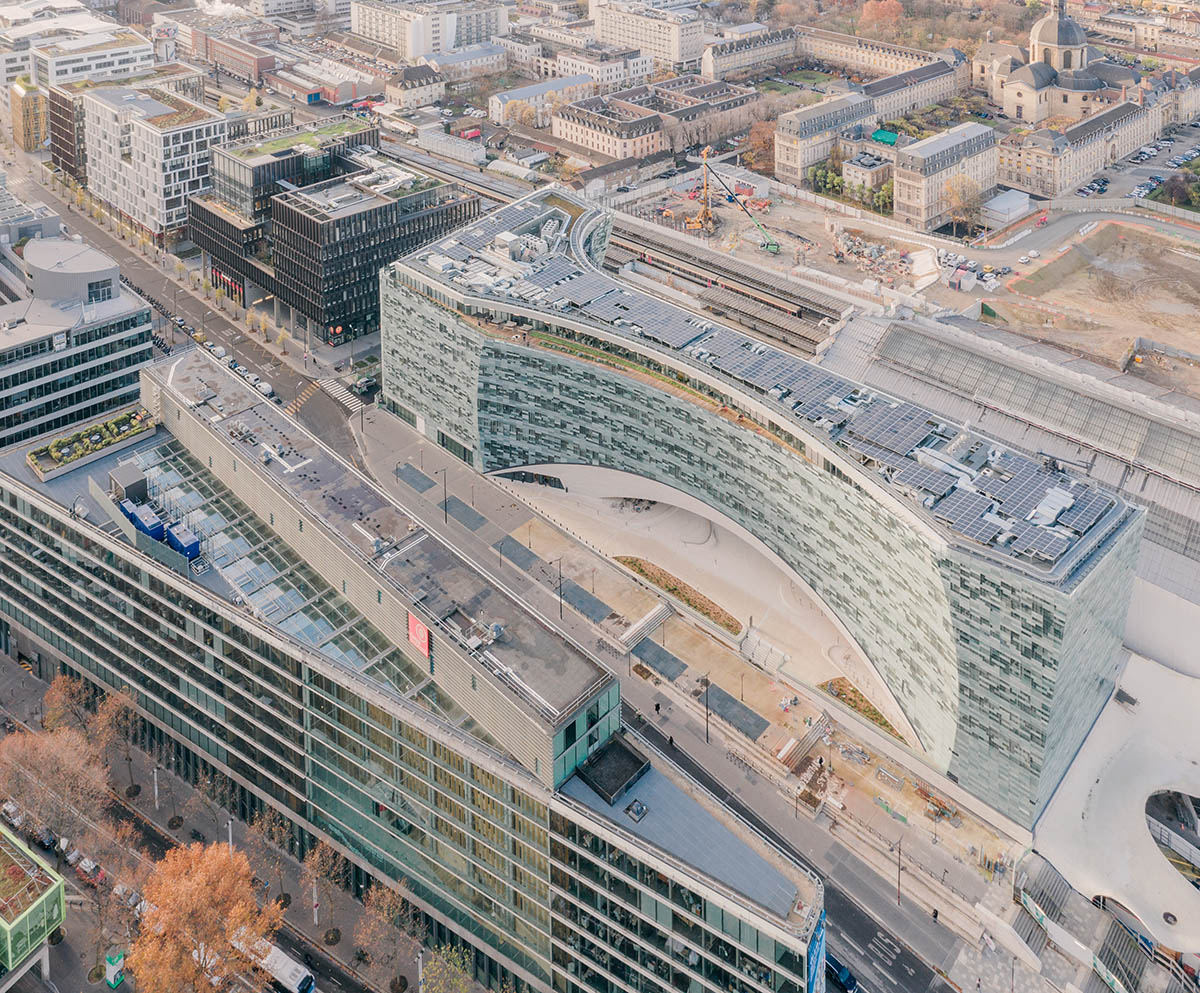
1013,908 -> 1048,957
1026,858 -> 1072,923
1096,920 -> 1148,993
621,601 -> 673,647
778,712 -> 831,774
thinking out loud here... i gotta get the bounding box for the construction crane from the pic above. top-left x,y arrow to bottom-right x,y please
703,158 -> 780,254
685,147 -> 717,233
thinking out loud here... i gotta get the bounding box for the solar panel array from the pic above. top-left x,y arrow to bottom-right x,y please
848,401 -> 934,457
413,199 -> 1127,570
894,462 -> 957,498
1058,486 -> 1113,533
1007,520 -> 1071,561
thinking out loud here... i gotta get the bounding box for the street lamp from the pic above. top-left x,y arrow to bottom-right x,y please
433,468 -> 447,524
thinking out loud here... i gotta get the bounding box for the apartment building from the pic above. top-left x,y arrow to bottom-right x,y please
188,120 -> 477,343
553,76 -> 760,157
0,339 -> 829,993
0,13 -> 154,113
151,8 -> 279,62
702,27 -> 796,80
10,76 -> 43,151
892,122 -> 997,231
774,93 -> 876,181
554,46 -> 652,92
418,42 -> 507,80
860,58 -> 962,120
593,2 -> 702,71
489,74 -> 593,126
998,98 -> 1162,197
47,62 -> 204,184
0,237 -> 152,449
83,85 -> 227,244
349,0 -> 508,58
384,64 -> 445,108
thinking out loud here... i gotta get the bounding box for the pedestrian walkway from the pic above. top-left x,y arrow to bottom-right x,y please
286,380 -> 320,415
319,378 -> 364,413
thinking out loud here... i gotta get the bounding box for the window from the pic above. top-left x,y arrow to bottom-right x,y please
1063,51 -> 1072,69
87,279 -> 113,303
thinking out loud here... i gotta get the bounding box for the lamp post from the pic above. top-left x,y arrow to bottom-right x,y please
704,673 -> 711,744
434,468 -> 447,524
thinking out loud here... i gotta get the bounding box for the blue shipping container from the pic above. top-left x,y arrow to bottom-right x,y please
119,499 -> 137,521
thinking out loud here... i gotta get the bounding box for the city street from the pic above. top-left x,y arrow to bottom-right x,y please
2,158 -> 362,465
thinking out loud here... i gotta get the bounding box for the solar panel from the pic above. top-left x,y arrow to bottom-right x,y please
894,461 -> 957,497
956,517 -> 1003,546
848,401 -> 933,456
1058,488 -> 1112,533
933,488 -> 992,527
843,437 -> 908,467
1007,521 -> 1070,561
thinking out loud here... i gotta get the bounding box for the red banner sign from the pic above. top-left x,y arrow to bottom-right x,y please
408,612 -> 430,656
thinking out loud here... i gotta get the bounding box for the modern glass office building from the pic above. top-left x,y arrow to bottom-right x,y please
0,349 -> 823,993
378,189 -> 1143,830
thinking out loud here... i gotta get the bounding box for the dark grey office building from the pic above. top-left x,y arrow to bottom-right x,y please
188,117 -> 478,346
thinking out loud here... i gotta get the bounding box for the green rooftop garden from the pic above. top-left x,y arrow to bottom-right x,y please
235,119 -> 370,159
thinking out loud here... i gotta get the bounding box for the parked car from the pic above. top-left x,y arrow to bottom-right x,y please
1,802 -> 24,830
1018,255 -> 1031,264
33,826 -> 55,851
76,858 -> 105,887
1028,249 -> 1041,258
64,846 -> 84,867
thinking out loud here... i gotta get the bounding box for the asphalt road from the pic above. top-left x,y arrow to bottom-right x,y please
623,703 -> 945,993
4,163 -> 361,464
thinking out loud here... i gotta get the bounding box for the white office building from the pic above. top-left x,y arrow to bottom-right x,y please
349,0 -> 508,58
83,85 -> 226,243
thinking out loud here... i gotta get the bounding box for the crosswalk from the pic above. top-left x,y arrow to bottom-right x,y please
319,379 -> 364,413
285,380 -> 320,415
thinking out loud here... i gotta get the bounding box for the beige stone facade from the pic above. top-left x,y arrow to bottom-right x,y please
593,3 -> 702,71
892,122 -> 998,231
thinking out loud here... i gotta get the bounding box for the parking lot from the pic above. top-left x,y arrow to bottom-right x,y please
1094,121 -> 1200,199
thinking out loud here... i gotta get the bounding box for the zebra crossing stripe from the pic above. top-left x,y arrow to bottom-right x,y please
318,379 -> 363,412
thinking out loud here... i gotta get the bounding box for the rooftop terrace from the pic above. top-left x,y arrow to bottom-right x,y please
226,116 -> 373,163
391,189 -> 1137,587
562,733 -> 821,936
0,829 -> 59,927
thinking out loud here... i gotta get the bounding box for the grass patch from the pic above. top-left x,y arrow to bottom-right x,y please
615,556 -> 742,635
759,80 -> 799,94
785,69 -> 831,84
819,677 -> 905,743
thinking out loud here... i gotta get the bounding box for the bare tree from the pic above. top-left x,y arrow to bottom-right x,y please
245,807 -> 294,907
354,880 -> 420,991
93,688 -> 139,796
41,674 -> 92,732
303,840 -> 350,943
945,174 -> 984,236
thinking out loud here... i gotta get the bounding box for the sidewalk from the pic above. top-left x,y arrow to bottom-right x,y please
347,405 -> 1016,990
0,661 -> 408,993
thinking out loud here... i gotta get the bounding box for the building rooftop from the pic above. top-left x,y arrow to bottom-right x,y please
52,60 -> 199,94
493,73 -> 592,104
32,25 -> 147,56
421,42 -> 506,65
137,349 -> 611,726
0,828 -> 59,926
88,85 -> 221,131
860,58 -> 953,97
392,189 -> 1137,587
561,734 -> 821,935
225,115 -> 373,163
895,121 -> 995,169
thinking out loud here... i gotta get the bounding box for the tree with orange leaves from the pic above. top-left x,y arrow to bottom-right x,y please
129,843 -> 284,993
0,726 -> 108,858
41,673 -> 93,732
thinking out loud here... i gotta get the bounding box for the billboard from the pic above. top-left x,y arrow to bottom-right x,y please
806,910 -> 826,993
408,612 -> 430,657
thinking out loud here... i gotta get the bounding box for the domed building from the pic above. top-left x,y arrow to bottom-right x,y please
972,0 -> 1139,124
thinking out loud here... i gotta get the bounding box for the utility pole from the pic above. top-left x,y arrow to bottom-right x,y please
897,839 -> 902,907
704,674 -> 711,743
557,557 -> 563,619
434,468 -> 447,524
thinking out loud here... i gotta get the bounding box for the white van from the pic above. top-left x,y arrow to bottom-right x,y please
212,346 -> 227,359
256,381 -> 273,397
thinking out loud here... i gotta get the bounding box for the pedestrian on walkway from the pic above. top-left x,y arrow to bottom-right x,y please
668,736 -> 674,748
655,703 -> 661,715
